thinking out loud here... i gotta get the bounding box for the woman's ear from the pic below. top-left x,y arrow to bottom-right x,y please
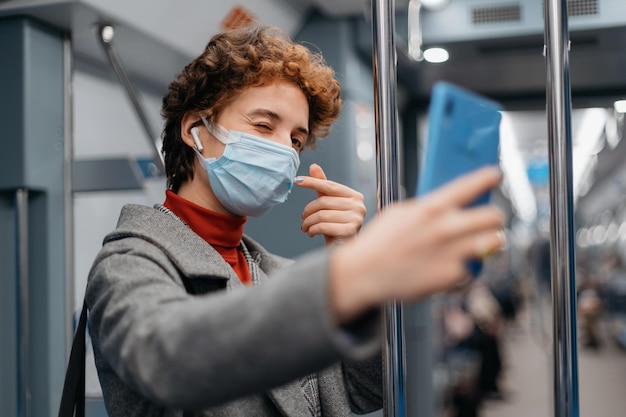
180,112 -> 201,149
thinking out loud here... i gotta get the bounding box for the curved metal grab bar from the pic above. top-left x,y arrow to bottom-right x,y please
407,0 -> 424,61
96,24 -> 165,174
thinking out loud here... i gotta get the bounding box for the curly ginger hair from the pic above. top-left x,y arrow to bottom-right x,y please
161,24 -> 342,192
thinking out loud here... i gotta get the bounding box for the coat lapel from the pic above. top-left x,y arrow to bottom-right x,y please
249,256 -> 311,416
127,207 -> 314,414
267,378 -> 311,417
317,364 -> 352,417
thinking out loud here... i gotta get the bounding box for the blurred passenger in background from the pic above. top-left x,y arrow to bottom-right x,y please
596,250 -> 626,349
439,249 -> 522,417
441,291 -> 482,417
485,249 -> 521,325
577,250 -> 604,349
529,238 -> 551,294
85,24 -> 505,417
527,237 -> 552,345
441,281 -> 507,417
467,280 -> 505,401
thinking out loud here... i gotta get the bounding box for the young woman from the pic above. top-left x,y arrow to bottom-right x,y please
85,24 -> 505,417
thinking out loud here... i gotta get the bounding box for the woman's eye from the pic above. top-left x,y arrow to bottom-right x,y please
255,124 -> 271,130
291,138 -> 304,151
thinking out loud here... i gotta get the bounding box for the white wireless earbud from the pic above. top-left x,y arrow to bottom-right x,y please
190,127 -> 204,152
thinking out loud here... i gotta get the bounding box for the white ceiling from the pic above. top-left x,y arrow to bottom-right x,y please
79,0 -> 308,57
302,0 -> 410,17
0,0 -> 312,89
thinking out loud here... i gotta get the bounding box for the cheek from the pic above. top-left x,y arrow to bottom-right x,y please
256,131 -> 292,148
205,141 -> 227,159
277,136 -> 294,148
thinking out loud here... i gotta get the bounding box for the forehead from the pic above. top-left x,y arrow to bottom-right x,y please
227,80 -> 309,121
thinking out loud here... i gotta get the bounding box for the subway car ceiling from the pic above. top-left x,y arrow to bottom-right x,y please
395,27 -> 626,105
297,0 -> 626,105
2,0 -> 624,225
3,0 -> 622,106
5,0 -> 624,102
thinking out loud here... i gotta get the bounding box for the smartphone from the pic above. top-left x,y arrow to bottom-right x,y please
416,81 -> 502,277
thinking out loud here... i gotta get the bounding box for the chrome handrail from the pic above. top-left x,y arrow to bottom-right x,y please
96,24 -> 164,173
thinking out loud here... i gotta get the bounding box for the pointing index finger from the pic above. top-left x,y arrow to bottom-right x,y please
294,175 -> 350,197
425,166 -> 502,210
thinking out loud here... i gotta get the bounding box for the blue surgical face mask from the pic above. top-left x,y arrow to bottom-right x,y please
194,117 -> 301,217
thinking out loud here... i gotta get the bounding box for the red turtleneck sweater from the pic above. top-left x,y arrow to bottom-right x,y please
163,190 -> 252,284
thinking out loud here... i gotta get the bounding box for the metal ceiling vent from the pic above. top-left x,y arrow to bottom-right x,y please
568,0 -> 598,17
472,3 -> 522,25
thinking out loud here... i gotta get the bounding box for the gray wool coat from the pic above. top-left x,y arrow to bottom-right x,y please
85,204 -> 382,417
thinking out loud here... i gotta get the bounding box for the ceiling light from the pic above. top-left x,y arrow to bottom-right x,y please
423,47 -> 449,63
614,100 -> 626,113
421,0 -> 451,11
100,25 -> 115,43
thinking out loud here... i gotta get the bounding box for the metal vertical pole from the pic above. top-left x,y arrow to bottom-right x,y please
63,35 -> 74,352
371,1 -> 405,416
543,1 -> 580,416
16,189 -> 31,417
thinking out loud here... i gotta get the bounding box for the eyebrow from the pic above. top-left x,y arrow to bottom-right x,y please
246,109 -> 309,137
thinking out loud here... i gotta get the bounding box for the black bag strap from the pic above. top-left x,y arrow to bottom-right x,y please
57,261 -> 199,417
58,301 -> 87,417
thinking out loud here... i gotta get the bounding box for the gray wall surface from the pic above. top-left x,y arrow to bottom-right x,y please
0,17 -> 68,417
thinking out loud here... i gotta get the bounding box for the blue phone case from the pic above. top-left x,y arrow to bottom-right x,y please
417,81 -> 502,277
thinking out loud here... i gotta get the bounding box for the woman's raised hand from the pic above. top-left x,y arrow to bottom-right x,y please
295,164 -> 366,247
328,166 -> 506,324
